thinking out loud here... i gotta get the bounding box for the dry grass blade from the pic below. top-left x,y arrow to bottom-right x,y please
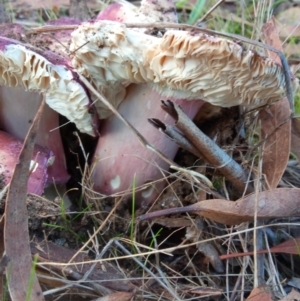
4,97 -> 45,301
260,17 -> 292,189
220,236 -> 300,259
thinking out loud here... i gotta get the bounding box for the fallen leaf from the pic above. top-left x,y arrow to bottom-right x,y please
246,287 -> 273,301
279,289 -> 300,301
260,17 -> 291,189
4,99 -> 45,301
153,217 -> 193,228
139,188 -> 300,225
220,236 -> 300,260
93,292 -> 135,301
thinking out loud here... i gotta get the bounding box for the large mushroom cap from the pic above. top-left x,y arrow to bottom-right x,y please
70,20 -> 298,120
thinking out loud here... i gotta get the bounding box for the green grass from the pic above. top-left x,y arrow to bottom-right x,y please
43,197 -> 92,243
149,227 -> 163,249
26,255 -> 39,301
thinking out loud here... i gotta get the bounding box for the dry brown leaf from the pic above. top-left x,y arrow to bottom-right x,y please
92,292 -> 135,301
139,188 -> 300,225
4,100 -> 45,301
245,287 -> 273,301
260,17 -> 291,189
153,217 -> 193,228
220,236 -> 300,260
279,289 -> 300,301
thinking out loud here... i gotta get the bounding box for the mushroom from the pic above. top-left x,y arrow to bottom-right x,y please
0,1 -> 297,205
0,20 -> 97,194
69,1 -> 297,206
87,1 -> 204,205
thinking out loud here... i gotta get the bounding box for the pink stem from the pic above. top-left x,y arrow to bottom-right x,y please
0,87 -> 70,186
0,130 -> 54,194
92,84 -> 203,207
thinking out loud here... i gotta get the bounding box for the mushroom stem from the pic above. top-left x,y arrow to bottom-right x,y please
0,88 -> 70,186
92,84 -> 204,207
0,130 -> 54,194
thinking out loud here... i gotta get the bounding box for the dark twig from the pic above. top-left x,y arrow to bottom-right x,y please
149,119 -> 202,157
161,100 -> 253,194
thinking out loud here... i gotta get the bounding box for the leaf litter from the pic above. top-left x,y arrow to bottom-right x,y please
0,1 -> 300,301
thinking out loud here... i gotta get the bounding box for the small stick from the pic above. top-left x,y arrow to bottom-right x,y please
149,118 -> 202,157
161,100 -> 253,194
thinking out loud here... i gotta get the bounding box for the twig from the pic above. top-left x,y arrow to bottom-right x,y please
149,119 -> 202,157
197,0 -> 226,24
161,100 -> 253,194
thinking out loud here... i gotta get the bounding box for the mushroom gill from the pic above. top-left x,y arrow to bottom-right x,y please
70,20 -> 297,118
